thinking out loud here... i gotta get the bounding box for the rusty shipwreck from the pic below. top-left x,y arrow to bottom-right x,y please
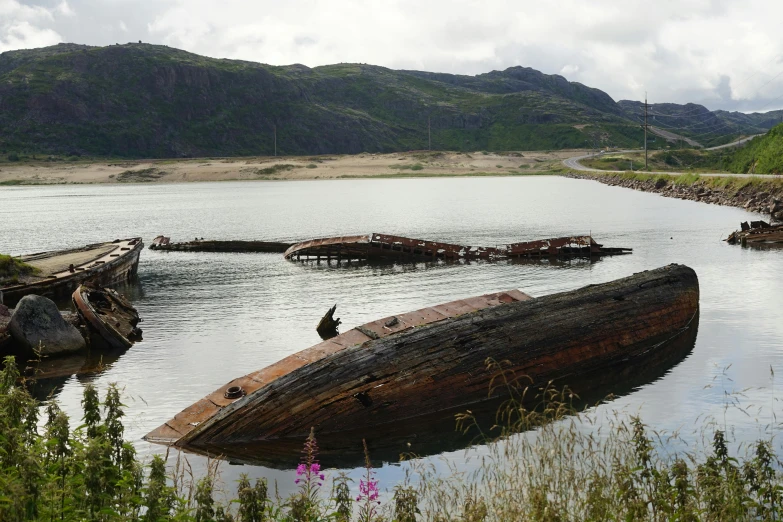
284,233 -> 631,262
726,221 -> 783,247
72,285 -> 142,350
150,236 -> 293,253
1,238 -> 143,306
146,264 -> 699,455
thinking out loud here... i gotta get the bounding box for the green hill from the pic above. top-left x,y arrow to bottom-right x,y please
723,124 -> 783,174
0,42 -> 779,158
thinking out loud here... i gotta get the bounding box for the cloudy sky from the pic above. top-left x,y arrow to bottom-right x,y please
2,0 -> 782,112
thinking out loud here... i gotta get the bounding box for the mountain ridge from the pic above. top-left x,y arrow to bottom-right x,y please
0,42 -> 779,158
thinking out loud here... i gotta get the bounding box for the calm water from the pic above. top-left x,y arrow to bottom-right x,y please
1,177 -> 782,495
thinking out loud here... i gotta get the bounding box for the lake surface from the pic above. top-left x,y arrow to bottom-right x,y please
1,176 -> 781,496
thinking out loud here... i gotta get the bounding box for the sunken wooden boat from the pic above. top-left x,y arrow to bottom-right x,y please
146,264 -> 699,454
150,236 -> 292,253
1,238 -> 143,307
72,285 -> 142,350
284,232 -> 631,262
726,221 -> 783,247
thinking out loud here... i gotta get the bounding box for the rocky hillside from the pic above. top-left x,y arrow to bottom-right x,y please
618,101 -> 783,148
0,42 -> 779,158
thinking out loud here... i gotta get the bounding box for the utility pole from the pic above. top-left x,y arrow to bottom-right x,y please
274,125 -> 277,157
644,94 -> 649,169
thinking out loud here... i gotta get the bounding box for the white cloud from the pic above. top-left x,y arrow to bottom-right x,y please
0,0 -> 62,52
3,0 -> 783,112
56,1 -> 74,17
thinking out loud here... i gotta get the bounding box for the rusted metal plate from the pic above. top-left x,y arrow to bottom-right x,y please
285,232 -> 629,262
284,235 -> 372,259
506,236 -> 595,257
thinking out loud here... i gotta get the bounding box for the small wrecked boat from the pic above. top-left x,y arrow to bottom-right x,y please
726,221 -> 783,247
1,238 -> 143,307
146,264 -> 699,455
284,232 -> 631,262
72,285 -> 142,350
150,236 -> 293,253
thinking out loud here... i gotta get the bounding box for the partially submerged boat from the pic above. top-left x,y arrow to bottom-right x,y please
150,236 -> 292,253
284,232 -> 631,262
1,238 -> 143,307
146,264 -> 699,455
726,221 -> 783,247
72,285 -> 142,350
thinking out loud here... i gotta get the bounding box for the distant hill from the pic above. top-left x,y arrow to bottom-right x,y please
617,101 -> 783,148
0,42 -> 780,158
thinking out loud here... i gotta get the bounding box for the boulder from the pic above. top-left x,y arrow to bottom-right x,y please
9,295 -> 86,356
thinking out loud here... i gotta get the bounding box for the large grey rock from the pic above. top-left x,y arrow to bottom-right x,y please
9,295 -> 86,356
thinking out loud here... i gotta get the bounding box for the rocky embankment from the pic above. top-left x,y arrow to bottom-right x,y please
567,172 -> 783,221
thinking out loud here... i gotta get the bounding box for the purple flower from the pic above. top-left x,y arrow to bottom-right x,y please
296,463 -> 307,476
310,462 -> 321,474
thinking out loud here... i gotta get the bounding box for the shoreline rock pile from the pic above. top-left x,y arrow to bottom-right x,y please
567,172 -> 783,220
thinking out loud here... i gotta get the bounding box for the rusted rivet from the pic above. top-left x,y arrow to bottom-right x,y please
224,386 -> 245,399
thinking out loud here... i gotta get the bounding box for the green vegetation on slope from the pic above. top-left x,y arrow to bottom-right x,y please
2,43 -> 769,159
723,124 -> 783,174
0,255 -> 38,285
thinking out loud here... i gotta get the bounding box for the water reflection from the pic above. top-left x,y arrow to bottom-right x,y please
25,347 -> 129,401
290,255 -> 604,272
187,311 -> 699,470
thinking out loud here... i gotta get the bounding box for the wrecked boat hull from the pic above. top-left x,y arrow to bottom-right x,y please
72,285 -> 141,351
726,221 -> 783,247
150,237 -> 293,253
1,238 -> 143,307
146,264 -> 698,453
284,232 -> 631,262
179,314 -> 699,469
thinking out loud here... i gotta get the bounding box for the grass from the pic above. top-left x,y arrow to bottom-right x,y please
116,167 -> 166,182
256,164 -> 296,176
0,254 -> 39,285
589,170 -> 783,196
337,171 -> 557,180
3,356 -> 783,521
389,163 -> 425,171
0,179 -> 27,186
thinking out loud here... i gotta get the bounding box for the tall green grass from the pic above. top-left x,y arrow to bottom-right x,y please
2,356 -> 782,520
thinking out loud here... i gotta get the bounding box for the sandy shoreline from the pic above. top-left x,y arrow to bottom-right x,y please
0,150 -> 579,185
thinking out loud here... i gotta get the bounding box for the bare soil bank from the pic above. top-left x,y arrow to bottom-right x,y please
0,150 -> 575,185
567,172 -> 783,220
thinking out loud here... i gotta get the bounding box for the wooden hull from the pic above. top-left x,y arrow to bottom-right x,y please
72,286 -> 141,351
185,313 -> 699,469
146,264 -> 699,453
2,238 -> 143,307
